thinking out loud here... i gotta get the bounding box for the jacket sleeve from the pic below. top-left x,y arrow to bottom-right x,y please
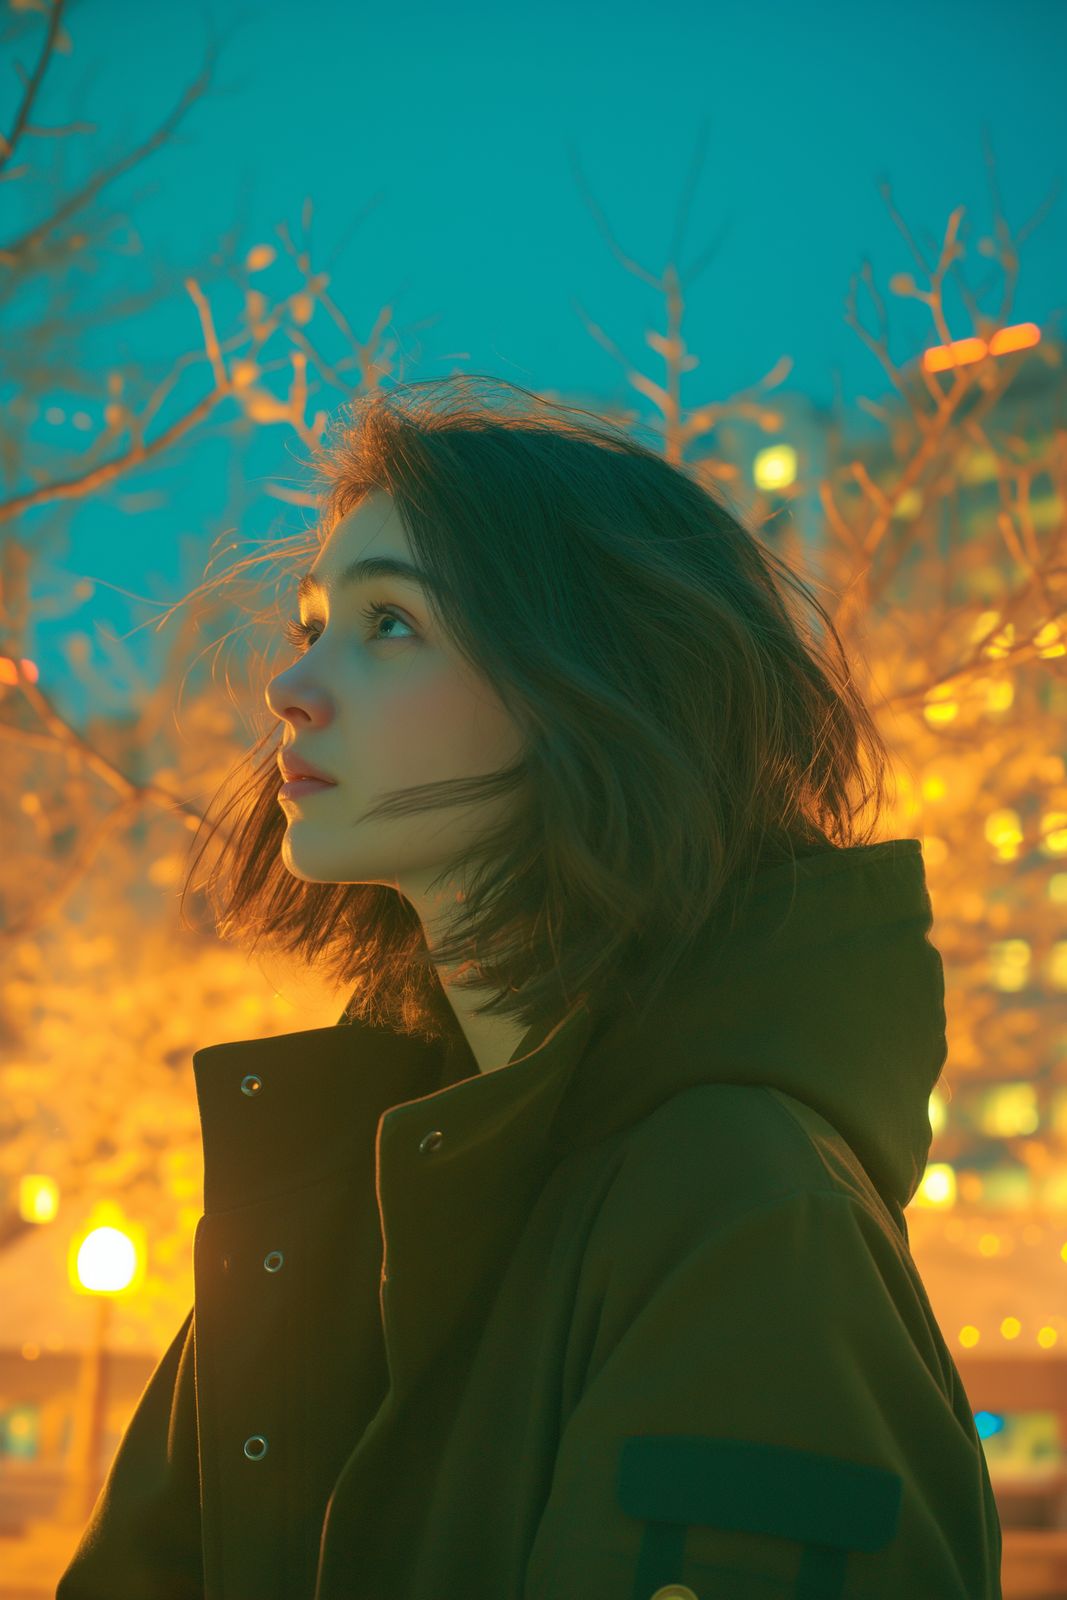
55,1304 -> 204,1600
522,1176 -> 1002,1600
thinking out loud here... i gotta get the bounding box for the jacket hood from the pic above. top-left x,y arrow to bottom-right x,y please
193,838 -> 944,1244
543,836 -> 946,1222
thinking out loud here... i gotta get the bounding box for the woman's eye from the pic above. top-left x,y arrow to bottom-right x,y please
283,600 -> 417,655
283,616 -> 319,652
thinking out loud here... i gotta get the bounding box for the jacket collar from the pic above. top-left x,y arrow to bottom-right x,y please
193,837 -> 943,1236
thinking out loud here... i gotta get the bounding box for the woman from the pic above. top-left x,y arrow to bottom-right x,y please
57,376 -> 1002,1599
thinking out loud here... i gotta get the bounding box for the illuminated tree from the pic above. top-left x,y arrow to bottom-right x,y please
0,0 -> 427,1345
0,16 -> 1063,1387
559,119 -> 1067,1358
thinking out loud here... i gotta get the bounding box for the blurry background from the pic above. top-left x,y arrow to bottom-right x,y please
0,0 -> 1065,1592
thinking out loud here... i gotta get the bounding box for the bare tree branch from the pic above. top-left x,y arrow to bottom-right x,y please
0,27 -> 220,269
0,374 -> 229,524
0,0 -> 67,181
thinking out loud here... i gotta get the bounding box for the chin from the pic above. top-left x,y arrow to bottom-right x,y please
279,833 -> 339,883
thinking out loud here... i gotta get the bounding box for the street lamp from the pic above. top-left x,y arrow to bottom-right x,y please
59,1203 -> 145,1526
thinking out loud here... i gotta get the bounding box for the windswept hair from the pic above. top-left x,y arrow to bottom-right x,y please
179,374 -> 896,1047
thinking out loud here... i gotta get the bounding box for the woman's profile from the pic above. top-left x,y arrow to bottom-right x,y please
56,375 -> 1002,1600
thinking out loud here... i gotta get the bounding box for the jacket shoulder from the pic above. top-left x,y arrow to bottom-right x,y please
615,1083 -> 835,1221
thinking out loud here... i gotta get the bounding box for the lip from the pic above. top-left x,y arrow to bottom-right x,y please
278,776 -> 337,801
278,753 -> 338,785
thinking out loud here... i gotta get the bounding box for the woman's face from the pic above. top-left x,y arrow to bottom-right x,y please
264,488 -> 526,902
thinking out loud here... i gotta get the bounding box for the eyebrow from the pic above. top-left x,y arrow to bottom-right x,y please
296,556 -> 440,604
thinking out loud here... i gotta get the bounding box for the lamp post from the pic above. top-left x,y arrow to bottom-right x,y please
59,1207 -> 145,1527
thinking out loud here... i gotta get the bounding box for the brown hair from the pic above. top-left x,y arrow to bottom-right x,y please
179,375 -> 896,1046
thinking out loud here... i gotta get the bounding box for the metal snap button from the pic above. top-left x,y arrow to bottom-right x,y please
418,1129 -> 444,1154
264,1251 -> 284,1273
240,1074 -> 262,1097
243,1435 -> 269,1460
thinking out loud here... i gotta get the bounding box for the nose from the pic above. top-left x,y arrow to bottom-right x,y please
265,663 -> 317,726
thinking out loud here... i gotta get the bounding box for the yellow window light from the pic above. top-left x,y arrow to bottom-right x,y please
753,443 -> 797,492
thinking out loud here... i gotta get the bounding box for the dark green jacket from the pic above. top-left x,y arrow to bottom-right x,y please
56,838 -> 1002,1598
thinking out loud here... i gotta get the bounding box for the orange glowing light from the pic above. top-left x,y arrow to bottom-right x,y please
922,322 -> 1041,373
0,657 -> 39,685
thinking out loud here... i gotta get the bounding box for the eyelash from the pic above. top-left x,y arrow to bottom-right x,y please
283,600 -> 416,653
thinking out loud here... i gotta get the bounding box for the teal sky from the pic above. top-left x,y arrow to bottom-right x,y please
4,0 -> 1065,726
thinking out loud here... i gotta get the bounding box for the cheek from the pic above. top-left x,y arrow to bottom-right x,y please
371,669 -> 521,782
